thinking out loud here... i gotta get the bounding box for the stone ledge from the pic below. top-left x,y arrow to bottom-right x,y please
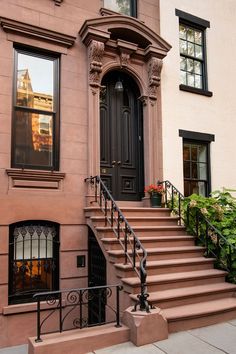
0,17 -> 76,48
6,169 -> 65,190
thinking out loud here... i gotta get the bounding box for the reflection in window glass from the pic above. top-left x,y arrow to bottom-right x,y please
104,0 -> 132,16
17,53 -> 54,111
14,111 -> 53,167
13,49 -> 58,170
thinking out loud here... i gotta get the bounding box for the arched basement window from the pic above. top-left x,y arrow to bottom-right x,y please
9,221 -> 59,304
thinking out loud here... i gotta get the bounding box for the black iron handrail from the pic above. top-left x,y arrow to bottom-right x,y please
158,180 -> 236,279
85,175 -> 150,312
33,284 -> 123,342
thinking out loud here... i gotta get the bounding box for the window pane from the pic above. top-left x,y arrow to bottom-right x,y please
187,28 -> 194,42
199,163 -> 207,179
199,145 -> 207,162
104,0 -> 131,15
195,30 -> 202,44
184,161 -> 190,178
14,110 -> 53,168
180,57 -> 187,70
180,39 -> 187,54
180,71 -> 187,85
183,144 -> 190,160
179,24 -> 186,39
17,53 -> 54,111
194,61 -> 202,75
187,42 -> 194,56
192,162 -> 198,178
195,44 -> 203,59
195,75 -> 202,89
191,146 -> 198,161
187,73 -> 194,87
187,58 -> 194,73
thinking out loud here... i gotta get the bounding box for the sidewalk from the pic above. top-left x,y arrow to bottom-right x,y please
1,320 -> 236,354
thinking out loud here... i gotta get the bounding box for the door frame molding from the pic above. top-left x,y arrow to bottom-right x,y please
79,15 -> 171,196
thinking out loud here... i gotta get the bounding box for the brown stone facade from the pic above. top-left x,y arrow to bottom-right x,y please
0,0 -> 170,348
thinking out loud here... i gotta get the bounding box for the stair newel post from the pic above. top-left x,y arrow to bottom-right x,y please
139,258 -> 150,313
124,224 -> 128,265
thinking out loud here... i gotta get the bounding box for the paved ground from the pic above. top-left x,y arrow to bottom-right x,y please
1,320 -> 236,354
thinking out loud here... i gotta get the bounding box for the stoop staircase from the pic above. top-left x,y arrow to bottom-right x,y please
85,178 -> 236,335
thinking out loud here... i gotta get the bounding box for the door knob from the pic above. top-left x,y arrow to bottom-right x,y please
117,161 -> 121,165
111,160 -> 116,166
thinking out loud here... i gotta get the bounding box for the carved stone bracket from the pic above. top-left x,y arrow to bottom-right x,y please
120,51 -> 130,67
148,57 -> 163,99
88,40 -> 105,87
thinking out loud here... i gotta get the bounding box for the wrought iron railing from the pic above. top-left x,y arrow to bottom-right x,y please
33,284 -> 123,342
158,180 -> 236,281
85,176 -> 150,312
158,180 -> 185,224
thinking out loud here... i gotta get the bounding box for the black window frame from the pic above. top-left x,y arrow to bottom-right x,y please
12,47 -> 60,171
8,220 -> 60,305
103,0 -> 137,17
179,130 -> 214,197
176,9 -> 212,97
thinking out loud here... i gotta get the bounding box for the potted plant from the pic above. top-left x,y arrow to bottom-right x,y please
144,184 -> 165,208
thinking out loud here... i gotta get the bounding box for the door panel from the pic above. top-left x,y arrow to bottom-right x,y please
100,71 -> 143,200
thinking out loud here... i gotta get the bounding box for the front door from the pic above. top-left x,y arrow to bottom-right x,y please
100,71 -> 144,201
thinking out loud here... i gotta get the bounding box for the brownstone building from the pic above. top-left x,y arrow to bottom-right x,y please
1,0 -> 236,352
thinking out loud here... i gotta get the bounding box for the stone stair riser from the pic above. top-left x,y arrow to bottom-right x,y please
123,275 -> 226,294
149,290 -> 236,309
115,261 -> 214,278
168,308 -> 236,333
102,239 -> 195,251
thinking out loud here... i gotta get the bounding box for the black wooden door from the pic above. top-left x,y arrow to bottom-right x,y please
100,71 -> 144,201
88,228 -> 106,325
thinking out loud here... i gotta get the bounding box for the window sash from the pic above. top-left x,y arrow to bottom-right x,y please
12,48 -> 59,170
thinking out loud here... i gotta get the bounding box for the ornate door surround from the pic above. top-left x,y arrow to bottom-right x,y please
79,15 -> 171,191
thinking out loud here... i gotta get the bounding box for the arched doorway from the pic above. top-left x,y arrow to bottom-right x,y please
100,71 -> 144,201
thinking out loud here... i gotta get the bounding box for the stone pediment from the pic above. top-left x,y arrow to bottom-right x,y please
79,14 -> 171,60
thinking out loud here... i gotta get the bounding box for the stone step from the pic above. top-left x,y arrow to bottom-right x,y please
96,225 -> 187,237
114,257 -> 215,277
84,206 -> 172,218
163,297 -> 236,333
121,269 -> 227,293
108,246 -> 205,263
101,235 -> 195,251
130,283 -> 236,309
89,215 -> 180,227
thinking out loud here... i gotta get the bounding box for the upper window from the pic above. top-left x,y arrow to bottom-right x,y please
176,9 -> 212,97
9,221 -> 59,304
103,0 -> 137,17
12,48 -> 59,170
